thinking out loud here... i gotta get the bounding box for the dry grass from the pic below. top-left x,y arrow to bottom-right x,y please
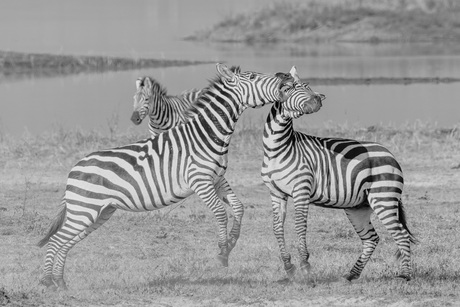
0,122 -> 459,306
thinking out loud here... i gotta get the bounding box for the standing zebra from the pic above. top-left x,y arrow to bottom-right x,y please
37,64 -> 294,290
261,67 -> 416,281
130,76 -> 203,137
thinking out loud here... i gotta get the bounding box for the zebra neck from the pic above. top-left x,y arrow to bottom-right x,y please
190,84 -> 243,135
181,84 -> 244,152
263,103 -> 294,140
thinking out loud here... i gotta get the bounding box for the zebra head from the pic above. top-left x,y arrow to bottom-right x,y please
215,63 -> 294,108
131,77 -> 166,125
280,66 -> 325,119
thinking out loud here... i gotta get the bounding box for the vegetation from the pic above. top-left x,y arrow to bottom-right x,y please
0,50 -> 210,81
187,0 -> 460,43
0,121 -> 459,306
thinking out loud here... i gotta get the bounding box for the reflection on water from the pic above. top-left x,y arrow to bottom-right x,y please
0,0 -> 459,136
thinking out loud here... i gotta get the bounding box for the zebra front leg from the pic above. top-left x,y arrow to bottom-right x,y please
343,205 -> 379,281
271,193 -> 295,278
215,176 -> 244,253
293,189 -> 311,278
190,178 -> 230,267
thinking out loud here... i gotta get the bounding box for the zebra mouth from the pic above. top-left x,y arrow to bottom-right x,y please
130,111 -> 142,125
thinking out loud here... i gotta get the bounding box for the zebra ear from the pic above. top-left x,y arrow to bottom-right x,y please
143,77 -> 153,89
216,63 -> 235,81
289,66 -> 301,82
136,78 -> 143,90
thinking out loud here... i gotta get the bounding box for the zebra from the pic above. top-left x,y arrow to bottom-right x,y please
37,63 -> 294,290
261,67 -> 416,282
130,76 -> 203,137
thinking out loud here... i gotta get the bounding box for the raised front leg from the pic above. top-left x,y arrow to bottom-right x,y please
215,176 -> 244,253
189,176 -> 231,267
271,192 -> 295,278
292,188 -> 311,277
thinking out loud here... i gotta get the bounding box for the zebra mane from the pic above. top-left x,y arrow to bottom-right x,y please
183,66 -> 241,121
139,77 -> 168,97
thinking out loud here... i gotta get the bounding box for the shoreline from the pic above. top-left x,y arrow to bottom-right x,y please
303,77 -> 460,86
0,50 -> 212,82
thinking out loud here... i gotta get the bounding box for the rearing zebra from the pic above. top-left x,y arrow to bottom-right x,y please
37,64 -> 294,290
131,76 -> 203,137
261,67 -> 416,281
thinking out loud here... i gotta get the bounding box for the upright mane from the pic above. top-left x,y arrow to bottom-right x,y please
183,66 -> 241,121
138,77 -> 168,97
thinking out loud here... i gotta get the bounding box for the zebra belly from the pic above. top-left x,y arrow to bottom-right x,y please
65,176 -> 194,212
309,181 -> 370,209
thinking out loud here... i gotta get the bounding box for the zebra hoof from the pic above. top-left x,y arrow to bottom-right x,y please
217,254 -> 229,267
39,277 -> 55,288
343,273 -> 359,282
54,279 -> 68,290
395,274 -> 411,281
285,263 -> 296,278
300,262 -> 311,277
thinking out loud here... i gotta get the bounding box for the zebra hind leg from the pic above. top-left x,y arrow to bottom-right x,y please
48,204 -> 117,289
370,197 -> 414,281
343,205 -> 379,281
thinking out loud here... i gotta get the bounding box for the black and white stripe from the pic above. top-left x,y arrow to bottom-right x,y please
261,67 -> 416,281
130,77 -> 203,137
38,64 -> 293,289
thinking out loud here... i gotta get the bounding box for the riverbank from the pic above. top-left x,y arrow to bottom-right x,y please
187,0 -> 460,43
0,50 -> 211,82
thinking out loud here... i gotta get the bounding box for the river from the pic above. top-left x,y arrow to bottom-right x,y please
0,0 -> 459,136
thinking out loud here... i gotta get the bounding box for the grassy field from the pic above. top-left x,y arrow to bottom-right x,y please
0,121 -> 459,306
187,0 -> 460,43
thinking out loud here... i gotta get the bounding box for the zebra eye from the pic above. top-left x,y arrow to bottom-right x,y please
249,73 -> 257,80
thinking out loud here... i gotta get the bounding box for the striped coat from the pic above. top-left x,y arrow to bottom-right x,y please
38,64 -> 294,290
261,69 -> 415,281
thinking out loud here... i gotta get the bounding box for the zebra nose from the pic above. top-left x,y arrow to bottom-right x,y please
130,111 -> 142,125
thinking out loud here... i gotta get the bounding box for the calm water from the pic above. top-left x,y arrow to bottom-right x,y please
0,0 -> 459,136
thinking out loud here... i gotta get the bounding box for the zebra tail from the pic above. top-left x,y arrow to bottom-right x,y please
37,200 -> 67,248
398,200 -> 417,244
395,199 -> 418,260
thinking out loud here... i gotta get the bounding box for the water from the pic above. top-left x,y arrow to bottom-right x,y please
1,0 -> 460,137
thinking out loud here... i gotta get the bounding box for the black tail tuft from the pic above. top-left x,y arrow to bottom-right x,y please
37,201 -> 67,248
398,200 -> 418,245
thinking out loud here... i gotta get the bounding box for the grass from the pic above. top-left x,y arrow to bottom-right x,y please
0,122 -> 460,306
187,0 -> 460,43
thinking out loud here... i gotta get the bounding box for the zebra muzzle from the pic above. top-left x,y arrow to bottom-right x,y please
130,111 -> 142,125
